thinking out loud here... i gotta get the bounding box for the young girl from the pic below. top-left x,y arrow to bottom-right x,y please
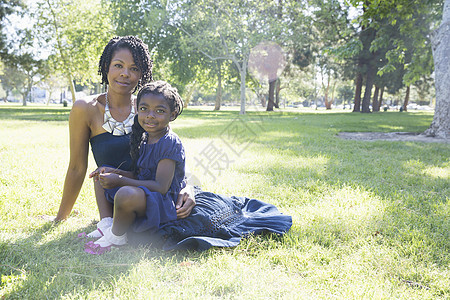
85,80 -> 186,254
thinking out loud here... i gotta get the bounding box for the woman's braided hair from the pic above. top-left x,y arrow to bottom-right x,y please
130,81 -> 184,174
98,36 -> 153,93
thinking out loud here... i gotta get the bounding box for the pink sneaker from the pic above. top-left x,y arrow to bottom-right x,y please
84,241 -> 111,255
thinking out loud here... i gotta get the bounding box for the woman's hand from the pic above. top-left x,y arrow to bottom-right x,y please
98,172 -> 122,189
176,186 -> 196,219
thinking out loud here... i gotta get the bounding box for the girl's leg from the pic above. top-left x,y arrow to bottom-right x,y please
91,186 -> 146,249
111,186 -> 147,236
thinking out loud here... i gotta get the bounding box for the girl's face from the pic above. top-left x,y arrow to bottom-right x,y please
138,94 -> 176,136
107,48 -> 142,95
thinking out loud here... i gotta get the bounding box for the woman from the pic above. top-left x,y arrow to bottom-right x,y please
55,36 -> 195,225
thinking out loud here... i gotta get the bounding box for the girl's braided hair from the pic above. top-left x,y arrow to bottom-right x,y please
130,81 -> 184,174
98,36 -> 153,93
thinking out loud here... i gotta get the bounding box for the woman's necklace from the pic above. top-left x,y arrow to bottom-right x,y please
102,93 -> 136,136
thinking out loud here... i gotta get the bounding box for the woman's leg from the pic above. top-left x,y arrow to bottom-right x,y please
86,180 -> 114,238
111,186 -> 147,236
94,179 -> 113,219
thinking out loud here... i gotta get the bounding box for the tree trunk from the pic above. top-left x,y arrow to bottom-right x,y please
214,61 -> 222,111
267,79 -> 276,111
23,75 -> 33,106
324,77 -> 331,109
259,93 -> 266,107
95,82 -> 102,95
239,60 -> 247,115
274,0 -> 283,109
68,76 -> 76,103
372,85 -> 380,112
183,81 -> 197,108
378,86 -> 384,110
362,62 -> 376,113
274,78 -> 281,108
402,85 -> 410,112
358,17 -> 376,113
328,80 -> 337,110
353,71 -> 363,112
424,0 -> 450,138
46,91 -> 53,105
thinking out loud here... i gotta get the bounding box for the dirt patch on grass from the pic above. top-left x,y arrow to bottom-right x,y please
337,132 -> 450,144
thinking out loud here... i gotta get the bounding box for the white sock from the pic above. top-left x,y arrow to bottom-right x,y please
94,227 -> 127,247
87,217 -> 113,238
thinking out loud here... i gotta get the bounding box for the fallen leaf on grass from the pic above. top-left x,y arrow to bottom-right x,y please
179,261 -> 195,267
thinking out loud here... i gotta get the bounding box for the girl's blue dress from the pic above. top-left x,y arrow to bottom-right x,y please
133,130 -> 186,232
97,130 -> 185,233
90,132 -> 292,251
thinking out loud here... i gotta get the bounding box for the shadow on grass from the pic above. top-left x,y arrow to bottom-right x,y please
175,110 -> 449,270
271,134 -> 446,243
0,107 -> 71,122
0,106 -> 241,123
0,221 -> 205,298
0,106 -> 433,131
246,136 -> 449,296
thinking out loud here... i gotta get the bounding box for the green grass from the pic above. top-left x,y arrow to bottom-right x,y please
0,105 -> 448,299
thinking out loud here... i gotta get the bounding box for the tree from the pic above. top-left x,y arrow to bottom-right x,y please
38,72 -> 65,105
33,0 -> 112,102
343,3 -> 378,113
214,60 -> 223,110
172,0 -> 287,114
375,8 -> 436,112
282,0 -> 315,107
0,63 -> 26,102
109,0 -> 215,102
310,0 -> 353,110
2,53 -> 46,105
347,0 -> 446,134
345,0 -> 441,113
261,0 -> 315,111
337,84 -> 354,108
0,0 -> 24,57
1,2 -> 49,106
109,0 -> 166,51
425,0 -> 450,138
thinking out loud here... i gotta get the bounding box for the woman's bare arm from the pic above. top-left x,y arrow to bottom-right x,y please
55,100 -> 91,221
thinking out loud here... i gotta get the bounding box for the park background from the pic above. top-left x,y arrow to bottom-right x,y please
1,0 -> 449,299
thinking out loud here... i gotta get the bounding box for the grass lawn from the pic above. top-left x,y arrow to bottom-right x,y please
0,105 -> 448,299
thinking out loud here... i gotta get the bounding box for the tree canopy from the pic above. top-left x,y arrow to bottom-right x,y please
0,0 -> 445,133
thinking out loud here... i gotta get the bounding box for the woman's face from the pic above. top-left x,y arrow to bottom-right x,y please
107,48 -> 142,95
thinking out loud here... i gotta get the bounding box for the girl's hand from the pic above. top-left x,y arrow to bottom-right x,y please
98,172 -> 122,189
89,166 -> 118,180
